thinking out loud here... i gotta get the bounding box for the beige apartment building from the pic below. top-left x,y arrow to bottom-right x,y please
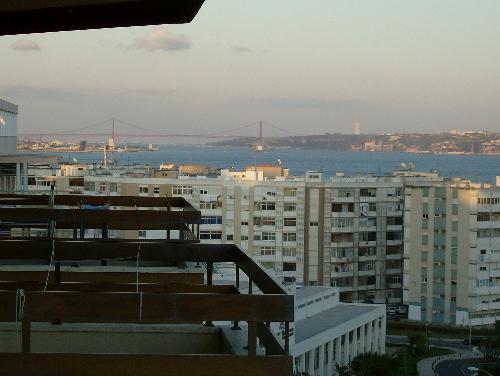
50,165 -> 438,304
403,179 -> 500,326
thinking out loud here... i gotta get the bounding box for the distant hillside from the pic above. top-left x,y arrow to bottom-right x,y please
209,132 -> 500,154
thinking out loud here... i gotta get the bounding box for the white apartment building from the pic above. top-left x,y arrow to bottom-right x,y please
290,286 -> 385,375
404,178 -> 500,326
27,162 -> 441,304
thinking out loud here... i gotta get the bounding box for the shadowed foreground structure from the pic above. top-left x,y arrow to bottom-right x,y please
0,194 -> 293,376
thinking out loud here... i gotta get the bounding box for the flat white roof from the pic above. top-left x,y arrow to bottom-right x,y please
295,303 -> 381,343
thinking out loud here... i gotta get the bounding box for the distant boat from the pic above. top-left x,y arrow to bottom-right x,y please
255,144 -> 265,152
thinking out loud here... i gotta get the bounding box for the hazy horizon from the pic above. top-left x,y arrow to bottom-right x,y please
1,0 -> 499,136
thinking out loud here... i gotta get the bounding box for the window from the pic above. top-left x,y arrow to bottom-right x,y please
284,203 -> 296,211
478,212 -> 491,221
284,187 -> 297,197
262,232 -> 276,241
201,216 -> 222,224
200,189 -> 208,194
369,203 -> 377,211
314,347 -> 319,370
332,203 -> 354,212
422,213 -> 429,219
266,191 -> 276,197
241,235 -> 248,241
254,217 -> 275,226
387,216 -> 402,225
260,246 -> 276,256
360,232 -> 377,241
110,183 -> 118,193
283,262 -> 296,271
332,217 -> 354,228
200,201 -> 221,210
309,221 -> 318,226
386,231 -> 402,241
28,176 -> 36,185
240,221 -> 248,226
99,182 -> 106,193
226,234 -> 233,241
84,181 -> 95,191
255,202 -> 276,211
199,231 -> 222,240
283,232 -> 296,242
360,188 -> 376,197
283,247 -> 296,257
138,230 -> 146,239
284,217 -> 296,226
173,185 -> 193,195
139,185 -> 148,194
153,186 -> 160,194
331,233 -> 354,242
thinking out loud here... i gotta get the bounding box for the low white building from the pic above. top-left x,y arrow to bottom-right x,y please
290,286 -> 386,375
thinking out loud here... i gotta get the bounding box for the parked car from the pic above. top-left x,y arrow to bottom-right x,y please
463,336 -> 485,346
386,304 -> 397,315
397,305 -> 408,315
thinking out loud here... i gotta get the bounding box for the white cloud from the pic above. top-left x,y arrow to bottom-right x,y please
135,28 -> 190,51
11,39 -> 41,51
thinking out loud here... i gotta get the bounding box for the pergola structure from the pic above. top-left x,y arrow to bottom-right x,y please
0,194 -> 200,239
0,0 -> 206,35
0,195 -> 294,376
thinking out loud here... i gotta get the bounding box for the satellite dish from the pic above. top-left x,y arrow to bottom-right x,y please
72,158 -> 78,163
401,162 -> 407,169
0,116 -> 5,126
277,159 -> 282,166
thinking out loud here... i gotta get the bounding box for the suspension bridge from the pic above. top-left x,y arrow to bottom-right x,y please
18,118 -> 296,143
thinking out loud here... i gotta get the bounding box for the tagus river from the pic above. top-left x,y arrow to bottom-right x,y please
44,146 -> 500,183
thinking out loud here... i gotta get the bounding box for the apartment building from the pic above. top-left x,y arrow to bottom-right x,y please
68,165 -> 440,305
403,179 -> 500,326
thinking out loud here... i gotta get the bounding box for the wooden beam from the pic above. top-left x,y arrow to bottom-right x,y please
247,321 -> 257,356
256,322 -> 286,356
0,291 -> 294,323
0,207 -> 200,229
0,271 -> 204,285
0,281 -> 237,294
0,353 -> 293,376
236,249 -> 288,295
0,240 -> 234,262
0,194 -> 194,209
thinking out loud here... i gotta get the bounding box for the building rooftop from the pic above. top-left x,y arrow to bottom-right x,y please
295,286 -> 332,302
0,98 -> 18,114
295,303 -> 380,343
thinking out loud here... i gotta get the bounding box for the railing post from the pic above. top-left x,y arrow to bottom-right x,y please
22,317 -> 31,353
248,278 -> 252,294
235,263 -> 240,289
284,321 -> 290,355
54,261 -> 61,283
207,262 -> 213,286
231,262 -> 241,330
247,321 -> 257,356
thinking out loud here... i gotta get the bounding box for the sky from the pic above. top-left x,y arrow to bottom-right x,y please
0,0 -> 499,138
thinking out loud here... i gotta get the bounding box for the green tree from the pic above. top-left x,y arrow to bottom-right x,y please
334,363 -> 353,376
408,334 -> 428,355
349,353 -> 400,376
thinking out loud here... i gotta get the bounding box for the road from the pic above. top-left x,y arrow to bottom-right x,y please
435,359 -> 469,376
387,335 -> 471,350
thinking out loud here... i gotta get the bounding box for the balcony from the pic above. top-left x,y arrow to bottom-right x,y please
331,197 -> 354,203
0,194 -> 293,376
